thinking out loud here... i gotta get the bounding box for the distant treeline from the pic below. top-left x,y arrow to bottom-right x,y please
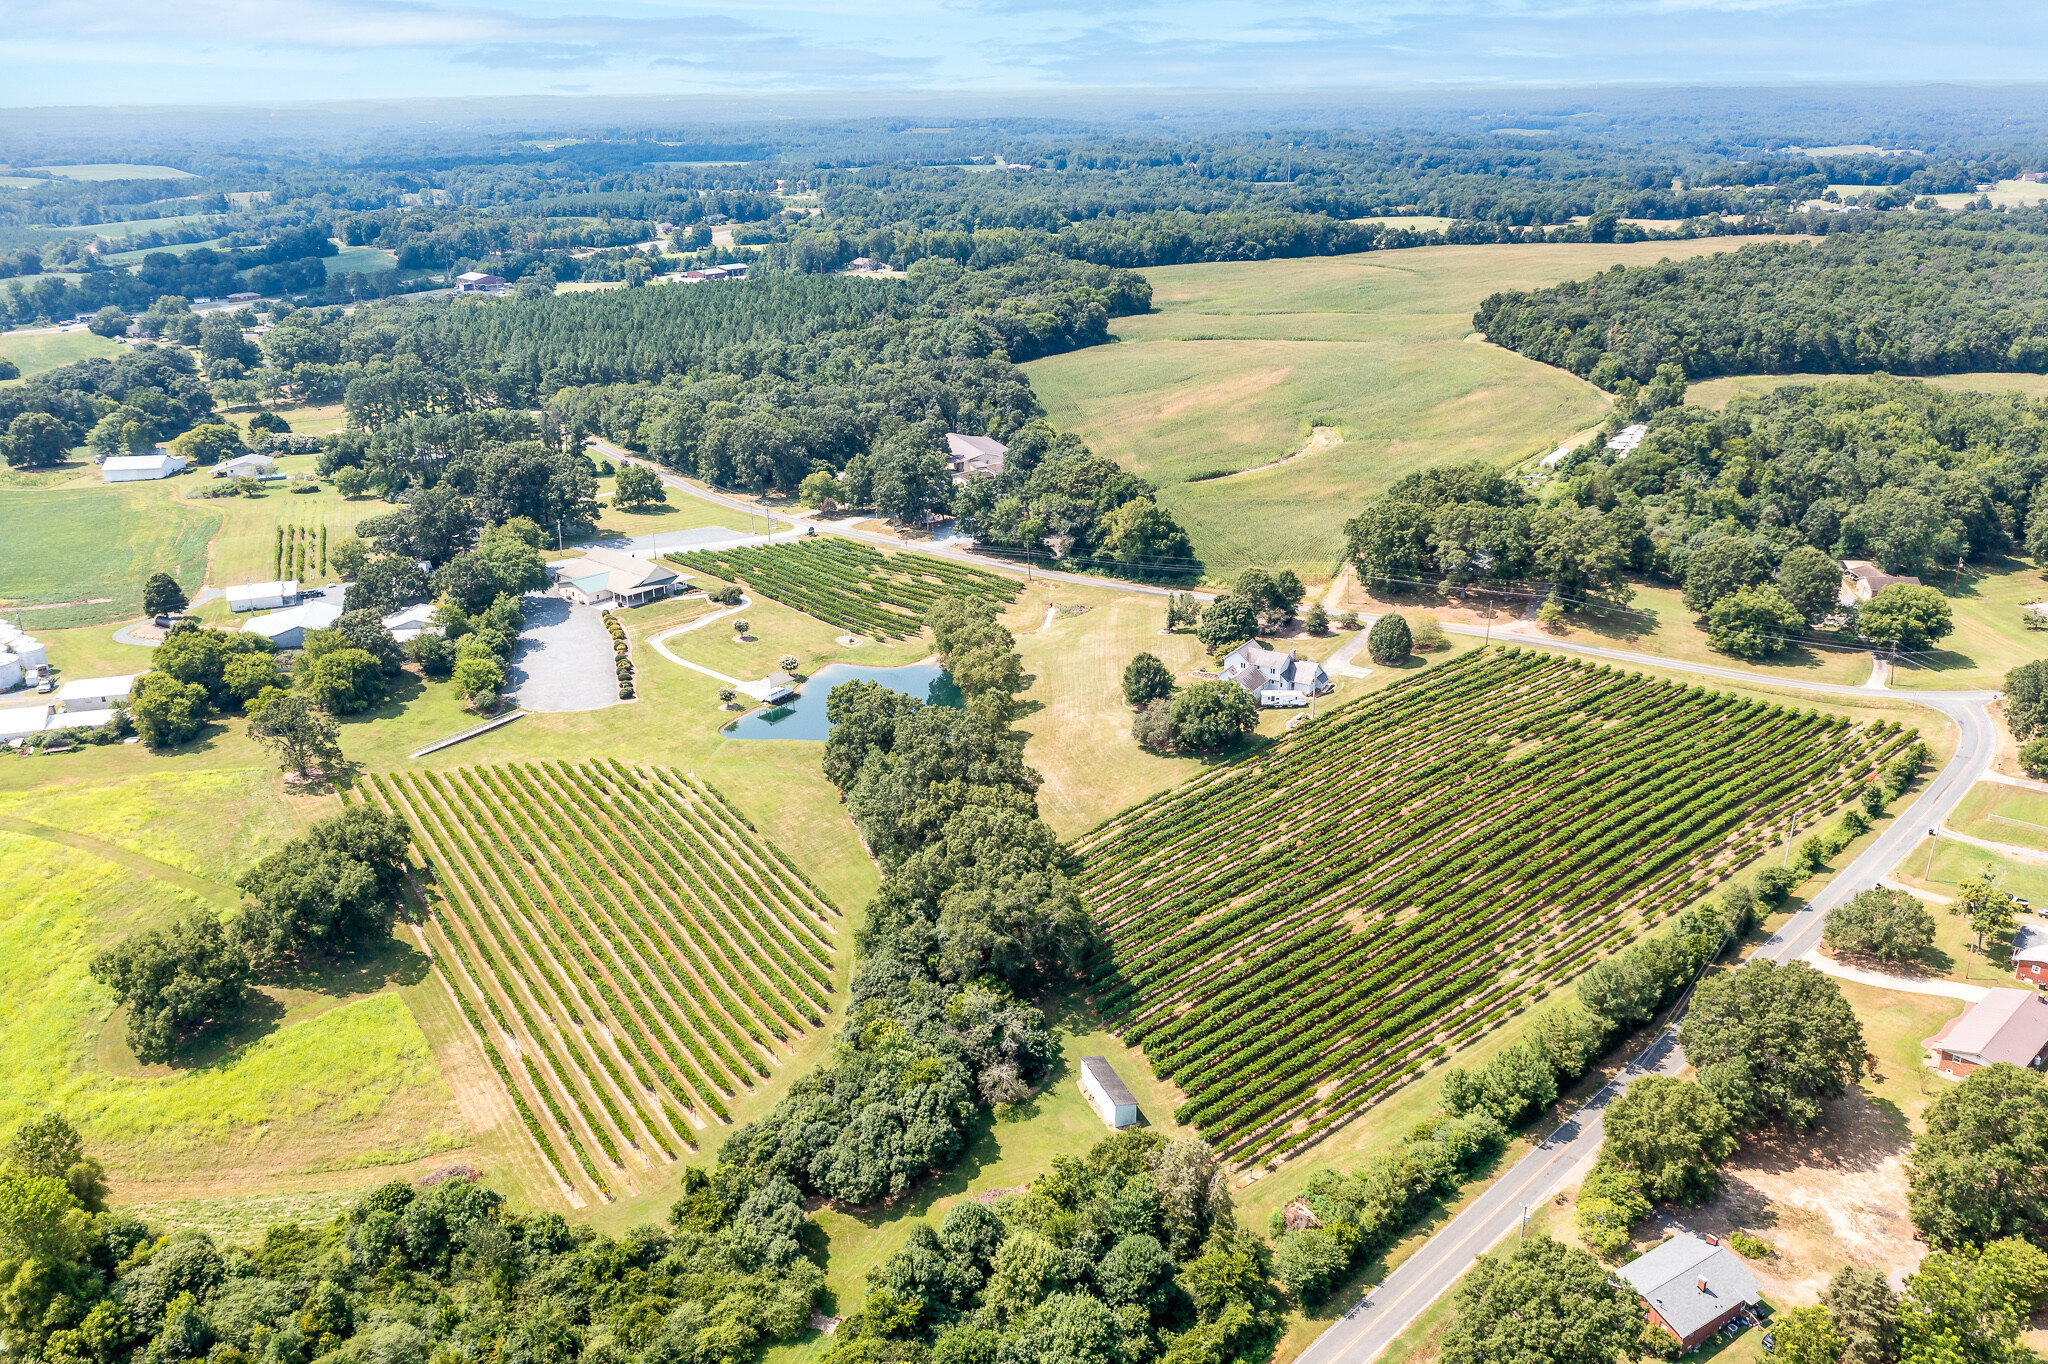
1475,214 -> 2048,383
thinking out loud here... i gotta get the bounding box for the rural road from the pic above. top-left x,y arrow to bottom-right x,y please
593,437 -> 2008,1361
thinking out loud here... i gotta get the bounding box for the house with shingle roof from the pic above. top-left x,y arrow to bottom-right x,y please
1219,641 -> 1331,709
1621,1233 -> 1763,1352
1924,987 -> 2048,1079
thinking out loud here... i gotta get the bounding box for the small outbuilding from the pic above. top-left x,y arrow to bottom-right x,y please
57,673 -> 142,711
101,453 -> 186,482
381,603 -> 442,644
0,705 -> 53,740
242,600 -> 344,648
1621,1233 -> 1763,1353
1078,1056 -> 1139,1130
1924,987 -> 2048,1079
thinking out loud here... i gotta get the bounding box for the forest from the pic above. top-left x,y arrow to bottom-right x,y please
1475,215 -> 2048,383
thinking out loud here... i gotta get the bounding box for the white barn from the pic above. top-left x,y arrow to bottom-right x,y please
226,580 -> 300,613
101,453 -> 186,482
212,453 -> 278,479
57,673 -> 142,710
242,600 -> 343,648
0,705 -> 53,741
1079,1056 -> 1139,1130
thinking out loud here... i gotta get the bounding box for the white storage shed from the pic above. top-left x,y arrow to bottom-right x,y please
57,673 -> 142,710
226,580 -> 300,613
1079,1056 -> 1139,1130
242,600 -> 343,648
101,453 -> 187,482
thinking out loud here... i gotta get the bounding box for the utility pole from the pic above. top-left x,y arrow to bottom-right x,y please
1518,1203 -> 1531,1241
1925,828 -> 1938,879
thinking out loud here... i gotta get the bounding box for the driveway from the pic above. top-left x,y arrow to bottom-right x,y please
506,594 -> 617,713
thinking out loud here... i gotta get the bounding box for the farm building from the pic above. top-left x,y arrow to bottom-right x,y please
242,600 -> 344,648
212,453 -> 278,479
46,708 -> 117,733
1924,988 -> 2048,1078
0,654 -> 22,691
1840,560 -> 1923,604
381,603 -> 442,643
1605,424 -> 1650,458
1219,641 -> 1333,708
455,272 -> 505,291
1621,1234 -> 1763,1353
0,705 -> 52,740
549,546 -> 683,608
1079,1056 -> 1139,1129
101,453 -> 186,482
1539,441 -> 1576,470
2013,925 -> 2048,986
226,580 -> 301,613
945,433 -> 1007,482
0,622 -> 45,670
57,673 -> 141,710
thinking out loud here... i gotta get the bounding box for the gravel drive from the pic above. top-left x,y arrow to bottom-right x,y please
506,594 -> 617,712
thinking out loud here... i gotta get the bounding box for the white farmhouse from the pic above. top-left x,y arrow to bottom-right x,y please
242,600 -> 344,648
212,453 -> 279,479
381,603 -> 442,643
1078,1056 -> 1139,1130
101,453 -> 186,482
1218,641 -> 1332,708
944,433 -> 1008,483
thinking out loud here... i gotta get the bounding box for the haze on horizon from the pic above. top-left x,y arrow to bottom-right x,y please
6,0 -> 2048,110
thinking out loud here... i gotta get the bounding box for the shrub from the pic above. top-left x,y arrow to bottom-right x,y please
1168,682 -> 1257,752
1729,1232 -> 1776,1259
1754,866 -> 1800,905
1366,613 -> 1412,664
1304,604 -> 1330,635
1410,612 -> 1449,651
1575,1160 -> 1651,1262
2021,737 -> 2048,780
1338,610 -> 1360,630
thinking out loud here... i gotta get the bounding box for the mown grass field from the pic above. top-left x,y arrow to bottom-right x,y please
0,770 -> 467,1197
0,328 -> 125,381
29,164 -> 197,181
1687,371 -> 2048,408
326,245 -> 399,276
0,482 -> 219,626
1022,240 -> 1758,579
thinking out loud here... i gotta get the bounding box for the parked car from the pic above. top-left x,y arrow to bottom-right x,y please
35,679 -> 53,694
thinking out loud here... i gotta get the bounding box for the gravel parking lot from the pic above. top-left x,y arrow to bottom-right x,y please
506,594 -> 617,712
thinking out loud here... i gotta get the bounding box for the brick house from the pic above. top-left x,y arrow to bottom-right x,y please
1621,1233 -> 1763,1352
1923,987 -> 2048,1079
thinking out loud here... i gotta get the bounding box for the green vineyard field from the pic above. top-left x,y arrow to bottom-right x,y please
1076,647 -> 1907,1169
358,759 -> 840,1205
667,538 -> 1018,639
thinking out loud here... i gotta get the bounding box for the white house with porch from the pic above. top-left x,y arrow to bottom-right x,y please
549,546 -> 685,608
1218,641 -> 1332,708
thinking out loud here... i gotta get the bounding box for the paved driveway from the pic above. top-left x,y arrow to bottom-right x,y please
506,594 -> 617,712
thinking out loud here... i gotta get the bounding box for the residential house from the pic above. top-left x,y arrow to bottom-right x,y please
56,673 -> 142,711
549,546 -> 684,608
2014,925 -> 2048,987
101,453 -> 186,482
1925,988 -> 2048,1078
1840,560 -> 1923,604
1078,1056 -> 1139,1130
1219,641 -> 1333,709
455,271 -> 505,291
226,580 -> 300,613
944,433 -> 1008,483
242,600 -> 344,648
381,603 -> 442,644
1621,1234 -> 1764,1353
213,452 -> 279,479
1605,424 -> 1650,458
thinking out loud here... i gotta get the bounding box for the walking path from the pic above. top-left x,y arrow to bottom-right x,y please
645,595 -> 796,701
1980,770 -> 2048,795
1934,825 -> 2048,864
1796,946 -> 1989,1002
0,815 -> 240,906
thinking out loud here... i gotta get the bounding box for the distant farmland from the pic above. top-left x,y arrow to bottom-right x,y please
1077,647 -> 1905,1168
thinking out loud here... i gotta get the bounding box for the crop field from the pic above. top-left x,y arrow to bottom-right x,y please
0,484 -> 219,626
667,538 -> 1019,639
1023,239 -> 1759,578
0,328 -> 125,381
1076,647 -> 1906,1168
358,760 -> 841,1206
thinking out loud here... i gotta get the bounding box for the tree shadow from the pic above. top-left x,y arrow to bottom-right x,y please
259,931 -> 432,995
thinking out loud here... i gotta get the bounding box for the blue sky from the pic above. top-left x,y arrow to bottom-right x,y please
6,0 -> 2048,107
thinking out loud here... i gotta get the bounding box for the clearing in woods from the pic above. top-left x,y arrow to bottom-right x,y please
1076,647 -> 1905,1170
359,760 -> 842,1207
1022,238 -> 1762,579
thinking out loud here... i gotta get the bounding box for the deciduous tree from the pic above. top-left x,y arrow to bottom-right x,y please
140,573 -> 187,619
1168,682 -> 1258,752
88,911 -> 248,1063
1600,1076 -> 1738,1205
1825,887 -> 1937,963
1907,1063 -> 2048,1250
1121,652 -> 1174,707
1440,1236 -> 1645,1364
1681,960 -> 1865,1131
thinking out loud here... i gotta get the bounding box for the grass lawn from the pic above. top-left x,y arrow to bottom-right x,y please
1686,372 -> 2048,409
100,237 -> 228,266
1895,833 -> 2048,909
0,328 -> 125,380
30,164 -> 197,181
1340,576 -> 1876,689
185,457 -> 368,588
325,245 -> 399,276
579,473 -> 757,544
1949,781 -> 2048,855
1886,557 -> 2048,693
0,769 -> 468,1195
0,482 -> 219,626
1022,240 -> 1758,581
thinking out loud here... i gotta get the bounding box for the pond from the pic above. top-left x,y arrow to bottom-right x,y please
721,663 -> 962,741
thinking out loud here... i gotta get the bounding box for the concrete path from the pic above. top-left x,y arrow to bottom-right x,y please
1796,946 -> 1989,1002
1935,825 -> 2048,864
505,595 -> 618,713
647,595 -> 797,700
1980,770 -> 2048,795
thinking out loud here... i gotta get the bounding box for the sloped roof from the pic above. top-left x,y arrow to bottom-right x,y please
1621,1235 -> 1761,1341
1841,560 -> 1923,592
2012,924 -> 2048,966
1925,988 -> 2048,1066
243,600 -> 344,639
102,454 -> 181,472
57,673 -> 141,703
